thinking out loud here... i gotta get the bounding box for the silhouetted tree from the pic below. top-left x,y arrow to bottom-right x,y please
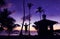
20,0 -> 25,36
36,7 -> 44,20
0,9 -> 15,36
0,0 -> 6,31
27,3 -> 33,35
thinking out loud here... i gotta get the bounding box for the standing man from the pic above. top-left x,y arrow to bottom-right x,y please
24,23 -> 28,33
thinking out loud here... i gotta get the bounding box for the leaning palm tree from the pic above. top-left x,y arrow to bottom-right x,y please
27,3 -> 33,35
36,7 -> 44,20
19,0 -> 25,36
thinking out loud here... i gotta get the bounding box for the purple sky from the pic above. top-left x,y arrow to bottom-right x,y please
5,0 -> 60,25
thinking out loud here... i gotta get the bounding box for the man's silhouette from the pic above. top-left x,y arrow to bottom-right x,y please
24,23 -> 28,33
34,14 -> 58,38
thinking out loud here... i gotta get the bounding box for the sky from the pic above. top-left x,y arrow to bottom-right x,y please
5,0 -> 60,30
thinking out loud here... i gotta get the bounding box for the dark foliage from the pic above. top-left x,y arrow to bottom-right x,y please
0,9 -> 15,32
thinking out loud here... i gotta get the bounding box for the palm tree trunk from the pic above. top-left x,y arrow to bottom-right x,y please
39,13 -> 41,20
19,23 -> 24,36
29,9 -> 30,35
19,0 -> 25,36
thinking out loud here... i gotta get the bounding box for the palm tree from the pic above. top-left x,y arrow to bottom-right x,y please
19,0 -> 25,36
0,0 -> 6,32
0,9 -> 15,36
36,7 -> 44,20
0,0 -> 15,36
27,3 -> 33,35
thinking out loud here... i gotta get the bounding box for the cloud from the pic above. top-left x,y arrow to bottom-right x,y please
1,3 -> 14,9
6,3 -> 13,8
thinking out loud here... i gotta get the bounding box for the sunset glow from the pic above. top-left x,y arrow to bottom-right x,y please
13,26 -> 37,31
5,0 -> 60,31
54,24 -> 60,30
13,24 -> 60,31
